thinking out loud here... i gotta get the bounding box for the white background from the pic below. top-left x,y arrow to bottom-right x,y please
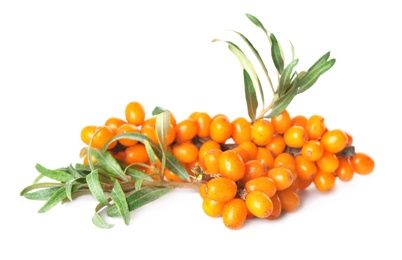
1,0 -> 400,259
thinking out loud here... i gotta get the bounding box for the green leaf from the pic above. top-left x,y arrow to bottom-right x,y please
245,13 -> 271,42
151,106 -> 166,116
107,187 -> 172,217
143,140 -> 158,167
20,182 -> 63,197
35,163 -> 73,183
297,58 -> 336,94
213,39 -> 261,115
230,30 -> 267,104
90,148 -> 127,181
86,170 -> 109,205
307,51 -> 331,72
67,164 -> 86,178
270,33 -> 284,74
22,186 -> 63,200
103,133 -> 190,181
92,212 -> 114,229
155,110 -> 171,153
110,180 -> 131,225
125,166 -> 153,182
243,69 -> 258,121
264,78 -> 299,118
278,59 -> 299,97
37,185 -> 81,213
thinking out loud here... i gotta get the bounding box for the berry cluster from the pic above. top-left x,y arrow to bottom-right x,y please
80,101 -> 375,230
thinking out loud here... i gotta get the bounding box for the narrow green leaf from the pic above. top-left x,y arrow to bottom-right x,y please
297,59 -> 336,94
278,59 -> 299,97
35,163 -> 73,183
67,164 -> 86,178
245,13 -> 271,43
92,212 -> 114,229
20,182 -> 63,197
264,79 -> 299,118
38,186 -> 68,213
86,170 -> 109,205
143,140 -> 157,167
125,166 -> 153,182
308,51 -> 331,72
270,33 -> 284,74
91,148 -> 127,181
243,69 -> 258,121
155,110 -> 171,153
107,187 -> 172,217
230,30 -> 268,103
103,132 -> 190,181
110,180 -> 131,225
23,186 -> 63,200
151,106 -> 166,116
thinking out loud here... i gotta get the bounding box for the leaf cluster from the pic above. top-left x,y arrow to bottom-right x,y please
20,110 -> 189,228
214,14 -> 336,121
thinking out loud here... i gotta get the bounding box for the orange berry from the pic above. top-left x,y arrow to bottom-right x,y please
277,188 -> 300,212
245,190 -> 273,218
210,115 -> 232,143
351,152 -> 375,175
203,149 -> 223,174
266,194 -> 282,220
231,117 -> 252,144
125,101 -> 146,126
313,168 -> 336,192
290,115 -> 307,127
222,198 -> 248,230
256,147 -> 275,169
251,119 -> 275,146
291,176 -> 313,191
116,123 -> 140,147
266,135 -> 286,157
238,141 -> 258,160
305,115 -> 326,139
271,109 -> 291,134
80,125 -> 96,145
316,151 -> 339,173
104,117 -> 126,134
335,157 -> 354,182
175,118 -> 198,143
172,141 -> 199,164
268,167 -> 294,191
274,152 -> 297,175
92,126 -> 117,150
199,183 -> 208,199
295,155 -> 317,180
232,146 -> 250,164
238,160 -> 268,187
193,112 -> 212,138
321,129 -> 349,154
206,177 -> 237,203
202,198 -> 225,218
198,140 -> 221,161
164,168 -> 185,182
283,125 -> 307,148
245,176 -> 277,198
124,143 -> 149,164
219,150 -> 246,181
301,139 -> 324,161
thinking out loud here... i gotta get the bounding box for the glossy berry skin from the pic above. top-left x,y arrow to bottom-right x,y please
210,115 -> 232,143
175,118 -> 198,143
351,152 -> 375,175
266,194 -> 282,220
268,167 -> 294,191
206,177 -> 237,203
335,157 -> 354,182
283,125 -> 308,148
202,198 -> 225,218
313,169 -> 336,192
321,129 -> 349,154
277,189 -> 300,212
231,117 -> 252,144
125,101 -> 146,126
251,119 -> 275,146
219,150 -> 246,181
245,190 -> 273,218
172,141 -> 198,164
222,198 -> 248,230
245,176 -> 277,198
301,140 -> 324,162
271,110 -> 291,134
305,115 -> 326,139
239,160 -> 269,188
198,140 -> 221,161
116,123 -> 140,147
